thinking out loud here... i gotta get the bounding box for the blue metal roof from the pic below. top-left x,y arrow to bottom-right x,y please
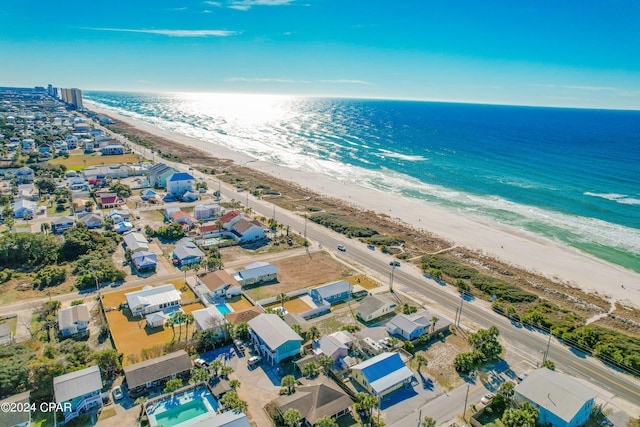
168,172 -> 195,182
352,352 -> 414,394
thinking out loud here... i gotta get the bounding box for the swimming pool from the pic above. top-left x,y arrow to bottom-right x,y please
148,388 -> 219,427
215,303 -> 232,315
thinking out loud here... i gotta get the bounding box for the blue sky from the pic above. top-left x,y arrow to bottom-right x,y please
1,0 -> 639,109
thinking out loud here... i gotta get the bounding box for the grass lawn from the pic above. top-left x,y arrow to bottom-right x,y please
140,209 -> 166,223
98,408 -> 117,421
48,153 -> 140,171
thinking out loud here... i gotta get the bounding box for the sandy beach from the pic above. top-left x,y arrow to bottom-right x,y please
87,101 -> 640,309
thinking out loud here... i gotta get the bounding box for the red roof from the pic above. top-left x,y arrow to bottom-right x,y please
219,210 -> 241,224
173,212 -> 196,223
200,223 -> 219,233
100,195 -> 118,205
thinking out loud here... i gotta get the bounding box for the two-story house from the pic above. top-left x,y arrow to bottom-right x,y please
54,365 -> 103,422
248,314 -> 302,364
58,304 -> 90,337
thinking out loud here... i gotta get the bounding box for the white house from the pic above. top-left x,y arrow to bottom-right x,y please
51,216 -> 75,234
193,204 -> 221,221
145,311 -> 169,328
386,312 -> 430,340
172,239 -> 205,266
125,284 -> 181,317
192,306 -> 226,336
123,232 -> 150,253
12,199 -> 36,218
58,304 -> 90,337
356,295 -> 397,322
232,262 -> 278,286
77,212 -> 103,229
102,144 -> 125,155
197,270 -> 243,299
166,172 -> 195,196
248,314 -> 302,364
233,218 -> 266,242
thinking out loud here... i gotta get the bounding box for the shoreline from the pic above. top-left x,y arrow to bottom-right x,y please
86,101 -> 640,309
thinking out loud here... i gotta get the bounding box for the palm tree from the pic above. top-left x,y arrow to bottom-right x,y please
220,366 -> 234,378
135,396 -> 148,420
281,375 -> 296,395
166,318 -> 176,341
181,265 -> 190,283
276,293 -> 289,309
355,393 -> 377,422
316,416 -> 338,427
421,416 -> 437,427
306,326 -> 320,342
416,354 -> 428,373
318,355 -> 334,374
302,362 -> 319,378
40,222 -> 50,234
184,313 -> 194,342
283,408 -> 302,427
190,367 -> 209,384
229,379 -> 241,391
210,359 -> 223,377
174,312 -> 186,341
430,316 -> 440,332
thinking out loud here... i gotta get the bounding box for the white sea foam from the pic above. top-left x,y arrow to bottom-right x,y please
374,149 -> 428,161
584,192 -> 640,206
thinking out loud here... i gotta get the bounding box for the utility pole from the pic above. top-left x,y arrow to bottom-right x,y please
389,265 -> 395,292
463,383 -> 470,421
457,291 -> 465,327
543,328 -> 552,362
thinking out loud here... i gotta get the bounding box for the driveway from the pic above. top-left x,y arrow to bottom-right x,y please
232,351 -> 280,427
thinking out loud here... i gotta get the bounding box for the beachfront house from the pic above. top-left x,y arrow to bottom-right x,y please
356,295 -> 397,322
123,232 -> 150,253
172,238 -> 205,266
58,304 -> 90,337
0,391 -> 31,427
232,262 -> 278,286
54,365 -> 103,422
310,280 -> 353,305
51,216 -> 75,234
166,172 -> 195,196
193,203 -> 221,221
124,350 -> 192,395
515,368 -> 595,427
125,284 -> 181,317
248,313 -> 303,364
148,163 -> 176,188
350,352 -> 414,398
101,144 -> 125,155
233,218 -> 266,242
272,377 -> 354,426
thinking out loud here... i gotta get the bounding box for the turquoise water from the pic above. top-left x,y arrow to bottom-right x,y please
216,304 -> 232,315
85,92 -> 640,272
154,399 -> 208,427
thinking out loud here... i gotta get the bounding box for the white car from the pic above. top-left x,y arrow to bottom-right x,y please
248,356 -> 262,366
337,245 -> 346,252
112,386 -> 123,401
194,358 -> 209,368
480,393 -> 494,405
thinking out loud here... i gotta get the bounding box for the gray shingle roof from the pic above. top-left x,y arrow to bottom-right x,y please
58,304 -> 90,331
516,368 -> 595,423
311,280 -> 352,300
124,350 -> 192,389
357,294 -> 394,318
0,391 -> 30,427
54,365 -> 102,403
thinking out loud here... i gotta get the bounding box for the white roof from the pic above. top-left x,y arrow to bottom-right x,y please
516,368 -> 595,423
54,365 -> 102,403
248,314 -> 302,351
146,312 -> 169,323
233,263 -> 278,282
125,284 -> 181,311
123,232 -> 149,251
58,305 -> 90,330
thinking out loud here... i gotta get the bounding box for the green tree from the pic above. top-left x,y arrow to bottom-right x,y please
84,200 -> 94,212
35,177 -> 56,194
499,381 -> 515,400
166,318 -> 176,340
276,292 -> 289,309
316,416 -> 338,427
456,278 -> 471,294
355,392 -> 378,422
403,340 -> 415,354
306,326 -> 320,341
109,182 -> 132,199
430,316 -> 440,332
281,375 -> 296,395
220,391 -> 248,412
229,379 -> 241,390
421,417 -> 437,427
415,354 -> 428,373
210,359 -> 223,377
467,326 -> 502,360
428,268 -> 443,280
302,362 -> 320,378
318,354 -> 334,373
234,322 -> 249,339
190,368 -> 210,384
501,402 -> 539,427
283,408 -> 302,427
220,366 -> 234,378
164,378 -> 183,393
92,349 -> 122,381
541,359 -> 555,370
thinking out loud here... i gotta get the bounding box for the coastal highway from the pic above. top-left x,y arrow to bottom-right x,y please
120,127 -> 640,407
211,179 -> 640,406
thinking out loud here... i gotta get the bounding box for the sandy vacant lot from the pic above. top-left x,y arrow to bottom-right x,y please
245,251 -> 354,300
48,153 -> 141,170
264,296 -> 313,314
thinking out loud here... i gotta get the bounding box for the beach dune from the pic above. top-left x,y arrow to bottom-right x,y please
87,101 -> 640,309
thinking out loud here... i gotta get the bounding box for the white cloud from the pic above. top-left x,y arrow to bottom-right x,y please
222,0 -> 295,11
320,79 -> 374,86
81,27 -> 238,37
204,1 -> 222,5
532,83 -> 638,97
226,77 -> 309,84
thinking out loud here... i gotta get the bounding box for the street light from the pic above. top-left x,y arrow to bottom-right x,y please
389,265 -> 396,292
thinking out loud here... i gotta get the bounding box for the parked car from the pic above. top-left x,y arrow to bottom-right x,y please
367,244 -> 375,250
194,358 -> 209,368
248,356 -> 262,367
337,245 -> 346,252
389,261 -> 401,267
480,393 -> 495,405
112,386 -> 123,401
234,339 -> 245,351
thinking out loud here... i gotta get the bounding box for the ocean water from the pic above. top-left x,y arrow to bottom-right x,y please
85,92 -> 640,273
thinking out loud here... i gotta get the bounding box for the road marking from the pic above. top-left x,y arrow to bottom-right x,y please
572,361 -> 640,398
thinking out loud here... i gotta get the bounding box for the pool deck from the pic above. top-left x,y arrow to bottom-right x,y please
147,387 -> 219,427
